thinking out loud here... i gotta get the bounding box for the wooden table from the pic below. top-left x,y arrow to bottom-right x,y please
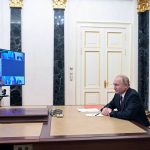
0,106 -> 150,150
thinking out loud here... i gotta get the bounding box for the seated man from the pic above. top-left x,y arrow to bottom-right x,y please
101,75 -> 150,127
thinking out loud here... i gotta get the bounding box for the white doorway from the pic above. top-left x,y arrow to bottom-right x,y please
66,22 -> 132,105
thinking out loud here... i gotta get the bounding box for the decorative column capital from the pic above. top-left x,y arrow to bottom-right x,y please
137,0 -> 150,12
9,0 -> 23,8
52,0 -> 67,9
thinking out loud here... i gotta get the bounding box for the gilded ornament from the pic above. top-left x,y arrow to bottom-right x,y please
137,0 -> 150,12
52,0 -> 67,9
9,0 -> 23,8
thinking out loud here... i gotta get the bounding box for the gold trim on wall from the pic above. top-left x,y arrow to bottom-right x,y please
52,0 -> 67,9
137,0 -> 150,12
9,0 -> 23,8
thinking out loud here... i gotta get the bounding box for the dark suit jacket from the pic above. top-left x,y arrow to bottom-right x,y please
104,88 -> 149,127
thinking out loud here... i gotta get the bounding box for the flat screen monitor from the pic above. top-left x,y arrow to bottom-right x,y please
0,49 -> 25,86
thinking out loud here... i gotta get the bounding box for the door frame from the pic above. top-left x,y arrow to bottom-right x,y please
65,21 -> 137,105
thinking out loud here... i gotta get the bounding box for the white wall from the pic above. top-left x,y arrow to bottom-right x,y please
22,0 -> 54,105
0,0 -> 54,105
65,0 -> 138,104
66,0 -> 135,22
0,0 -> 10,49
0,0 -> 10,106
132,0 -> 138,90
0,0 -> 138,105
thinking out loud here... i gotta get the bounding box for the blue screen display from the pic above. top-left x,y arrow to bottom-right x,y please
0,50 -> 25,86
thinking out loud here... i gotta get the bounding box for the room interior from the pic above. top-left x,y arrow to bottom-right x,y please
0,0 -> 150,150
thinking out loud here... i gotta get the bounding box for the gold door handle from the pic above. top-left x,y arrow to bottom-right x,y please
104,80 -> 107,88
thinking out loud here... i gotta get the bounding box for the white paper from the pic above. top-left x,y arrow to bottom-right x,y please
85,113 -> 104,117
77,108 -> 99,113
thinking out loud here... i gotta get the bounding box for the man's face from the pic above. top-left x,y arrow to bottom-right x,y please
113,77 -> 128,94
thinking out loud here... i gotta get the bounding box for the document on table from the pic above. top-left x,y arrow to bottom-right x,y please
85,113 -> 104,117
77,108 -> 99,113
77,108 -> 103,117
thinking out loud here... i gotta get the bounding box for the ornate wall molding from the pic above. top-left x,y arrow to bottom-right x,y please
137,0 -> 150,12
9,0 -> 23,8
52,0 -> 67,9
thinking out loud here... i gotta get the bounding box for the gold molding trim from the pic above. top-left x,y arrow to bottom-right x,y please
52,0 -> 67,9
137,0 -> 150,12
9,0 -> 23,8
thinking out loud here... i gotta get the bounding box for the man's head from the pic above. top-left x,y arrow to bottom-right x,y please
113,75 -> 130,94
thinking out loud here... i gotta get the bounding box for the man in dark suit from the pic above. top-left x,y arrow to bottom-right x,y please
101,75 -> 149,127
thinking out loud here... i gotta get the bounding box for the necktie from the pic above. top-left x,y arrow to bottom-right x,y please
120,96 -> 123,109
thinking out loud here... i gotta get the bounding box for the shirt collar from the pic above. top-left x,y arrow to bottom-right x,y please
121,92 -> 126,98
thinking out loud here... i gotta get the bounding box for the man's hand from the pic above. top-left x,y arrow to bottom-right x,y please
101,107 -> 112,116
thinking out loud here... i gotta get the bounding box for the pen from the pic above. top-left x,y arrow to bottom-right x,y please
95,111 -> 101,116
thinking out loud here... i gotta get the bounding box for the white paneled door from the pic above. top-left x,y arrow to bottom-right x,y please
75,23 -> 131,105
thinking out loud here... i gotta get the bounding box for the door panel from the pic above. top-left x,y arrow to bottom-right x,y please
85,92 -> 100,104
85,52 -> 100,88
107,52 -> 122,88
85,31 -> 100,48
81,29 -> 101,105
107,32 -> 123,49
105,29 -> 127,103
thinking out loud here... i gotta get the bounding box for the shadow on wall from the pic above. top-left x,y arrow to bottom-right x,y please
10,86 -> 22,106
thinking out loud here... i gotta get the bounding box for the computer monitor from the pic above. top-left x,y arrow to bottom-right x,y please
0,49 -> 25,86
